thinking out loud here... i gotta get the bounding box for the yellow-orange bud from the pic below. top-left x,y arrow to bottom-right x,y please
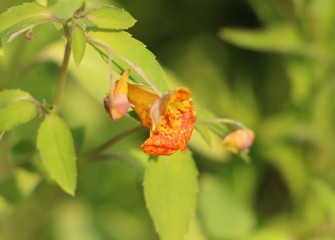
104,70 -> 131,121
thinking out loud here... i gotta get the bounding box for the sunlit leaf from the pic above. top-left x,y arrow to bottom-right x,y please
87,30 -> 168,92
184,218 -> 207,240
220,26 -> 310,55
0,2 -> 53,38
72,24 -> 86,66
144,151 -> 198,240
0,89 -> 38,132
0,89 -> 34,107
86,6 -> 136,30
37,113 -> 77,195
35,0 -> 48,7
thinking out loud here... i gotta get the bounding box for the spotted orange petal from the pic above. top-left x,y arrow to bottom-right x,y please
141,88 -> 196,156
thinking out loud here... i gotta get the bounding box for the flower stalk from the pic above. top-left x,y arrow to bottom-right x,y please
53,23 -> 72,112
197,117 -> 247,129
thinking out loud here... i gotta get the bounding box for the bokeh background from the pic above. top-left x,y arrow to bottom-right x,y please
1,0 -> 335,239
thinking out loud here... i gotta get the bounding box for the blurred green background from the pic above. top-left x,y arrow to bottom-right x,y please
1,0 -> 335,239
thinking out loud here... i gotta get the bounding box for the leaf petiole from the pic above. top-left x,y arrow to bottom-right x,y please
87,37 -> 163,97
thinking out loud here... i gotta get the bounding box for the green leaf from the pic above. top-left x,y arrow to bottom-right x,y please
72,24 -> 86,66
87,30 -> 168,92
37,113 -> 77,195
220,26 -> 310,55
35,0 -> 48,7
0,89 -> 33,107
312,179 -> 335,220
86,6 -> 136,30
310,0 -> 335,42
144,151 -> 198,240
0,101 -> 38,132
0,2 -> 53,38
0,89 -> 38,132
49,0 -> 84,19
198,175 -> 255,239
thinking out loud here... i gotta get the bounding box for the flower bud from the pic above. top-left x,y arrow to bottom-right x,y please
222,129 -> 254,154
104,70 -> 130,121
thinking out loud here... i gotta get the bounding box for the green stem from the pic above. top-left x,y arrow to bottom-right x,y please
197,117 -> 247,129
107,48 -> 115,102
83,124 -> 145,160
53,23 -> 72,112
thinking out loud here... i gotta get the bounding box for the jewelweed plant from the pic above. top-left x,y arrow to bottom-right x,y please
0,1 -> 253,240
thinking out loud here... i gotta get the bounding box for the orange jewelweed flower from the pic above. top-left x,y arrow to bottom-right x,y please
104,70 -> 196,156
128,85 -> 196,156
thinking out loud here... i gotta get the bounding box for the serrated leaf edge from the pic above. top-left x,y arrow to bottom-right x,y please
85,6 -> 137,30
0,2 -> 54,38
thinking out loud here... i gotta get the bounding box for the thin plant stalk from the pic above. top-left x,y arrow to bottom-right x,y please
87,37 -> 163,97
53,23 -> 72,112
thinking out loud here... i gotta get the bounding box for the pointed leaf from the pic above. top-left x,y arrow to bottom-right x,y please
87,30 -> 168,92
86,6 -> 136,30
0,89 -> 38,132
37,113 -> 77,195
220,26 -> 310,55
144,151 -> 198,240
0,3 -> 53,38
72,24 -> 86,66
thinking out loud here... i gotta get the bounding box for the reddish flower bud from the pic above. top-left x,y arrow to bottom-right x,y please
104,70 -> 131,121
222,129 -> 254,154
